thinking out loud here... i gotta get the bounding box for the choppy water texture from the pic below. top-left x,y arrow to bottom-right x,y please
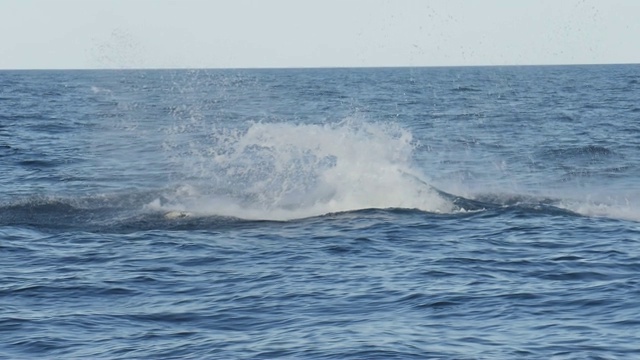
2,65 -> 640,359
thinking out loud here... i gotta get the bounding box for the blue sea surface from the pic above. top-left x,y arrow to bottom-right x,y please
2,65 -> 640,359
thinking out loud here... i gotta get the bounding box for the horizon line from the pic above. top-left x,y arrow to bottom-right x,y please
1,62 -> 638,72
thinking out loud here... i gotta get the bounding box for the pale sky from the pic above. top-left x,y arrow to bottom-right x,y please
0,0 -> 638,69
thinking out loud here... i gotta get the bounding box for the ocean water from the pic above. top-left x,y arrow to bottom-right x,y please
1,65 -> 640,359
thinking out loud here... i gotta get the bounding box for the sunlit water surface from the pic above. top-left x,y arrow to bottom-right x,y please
2,65 -> 640,359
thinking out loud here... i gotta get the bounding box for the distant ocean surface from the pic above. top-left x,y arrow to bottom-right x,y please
2,65 -> 640,359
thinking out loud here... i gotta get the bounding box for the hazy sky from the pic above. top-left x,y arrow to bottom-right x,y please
1,0 -> 638,69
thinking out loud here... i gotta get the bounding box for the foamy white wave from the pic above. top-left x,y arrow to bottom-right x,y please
558,198 -> 640,222
90,85 -> 112,94
151,118 -> 453,220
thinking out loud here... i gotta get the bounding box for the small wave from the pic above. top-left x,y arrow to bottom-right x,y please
0,196 -> 126,231
557,199 -> 640,222
458,190 -> 640,223
542,145 -> 615,158
451,86 -> 481,92
0,194 -> 252,233
0,144 -> 16,157
16,159 -> 59,168
90,85 -> 112,94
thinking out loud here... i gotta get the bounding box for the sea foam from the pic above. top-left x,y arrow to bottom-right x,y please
149,118 -> 453,220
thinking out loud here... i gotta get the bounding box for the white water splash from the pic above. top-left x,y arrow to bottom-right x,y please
149,118 -> 453,220
557,195 -> 640,222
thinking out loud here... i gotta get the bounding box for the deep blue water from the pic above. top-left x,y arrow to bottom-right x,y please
2,65 -> 640,359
